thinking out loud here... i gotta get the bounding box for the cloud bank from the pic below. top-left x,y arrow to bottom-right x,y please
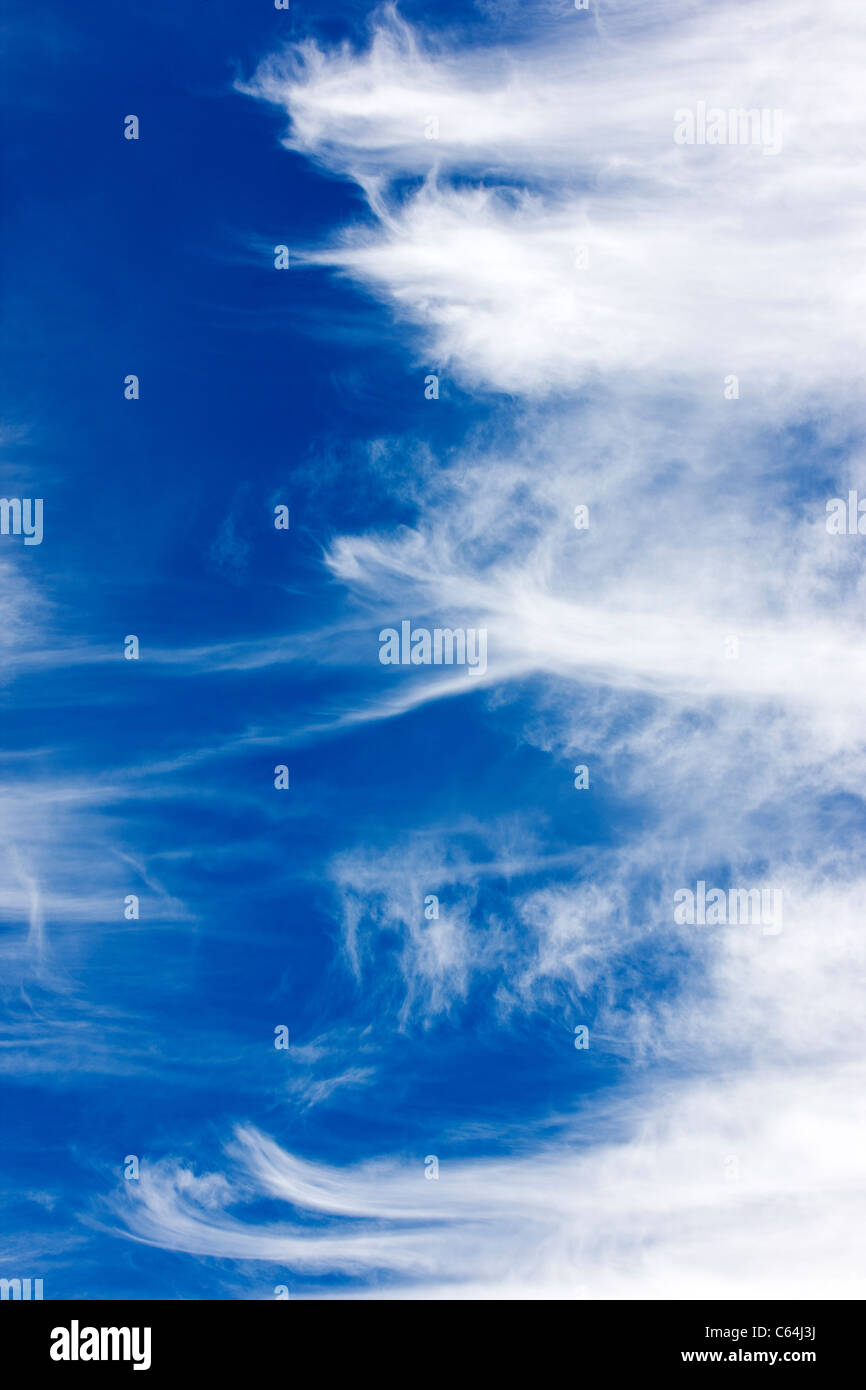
104,0 -> 866,1297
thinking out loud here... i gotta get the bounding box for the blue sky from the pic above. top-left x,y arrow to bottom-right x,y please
2,0 -> 866,1299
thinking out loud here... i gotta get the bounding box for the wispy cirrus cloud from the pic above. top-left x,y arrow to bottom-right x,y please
89,0 -> 866,1297
112,1049 -> 866,1299
242,0 -> 866,401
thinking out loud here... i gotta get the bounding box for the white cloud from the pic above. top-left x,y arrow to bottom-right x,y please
114,1052 -> 866,1298
243,0 -> 866,401
105,0 -> 866,1297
